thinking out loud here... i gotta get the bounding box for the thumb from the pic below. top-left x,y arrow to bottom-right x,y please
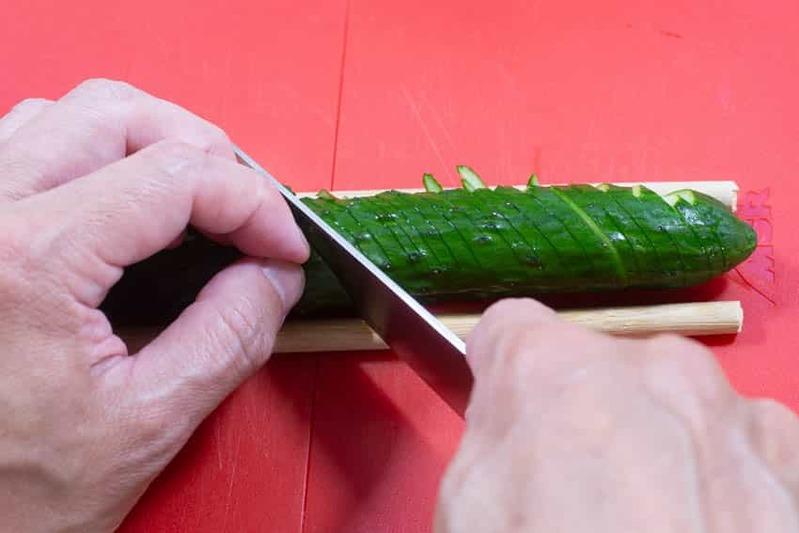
466,297 -> 561,376
124,257 -> 303,425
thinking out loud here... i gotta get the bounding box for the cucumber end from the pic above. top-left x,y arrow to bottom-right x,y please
595,183 -> 610,192
527,173 -> 540,188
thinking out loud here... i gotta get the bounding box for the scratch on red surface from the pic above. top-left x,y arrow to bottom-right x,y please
732,266 -> 776,305
532,146 -> 542,176
659,29 -> 684,39
215,422 -> 224,471
221,434 -> 241,531
417,90 -> 457,156
329,0 -> 351,192
401,85 -> 448,173
300,360 -> 320,533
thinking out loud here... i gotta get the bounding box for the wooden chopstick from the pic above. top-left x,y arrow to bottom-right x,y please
118,301 -> 742,355
270,301 -> 741,353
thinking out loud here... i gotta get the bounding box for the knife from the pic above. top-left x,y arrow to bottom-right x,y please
234,146 -> 474,416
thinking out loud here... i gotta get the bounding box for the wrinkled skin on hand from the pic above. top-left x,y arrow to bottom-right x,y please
4,79 -> 799,533
0,80 -> 310,532
435,298 -> 799,532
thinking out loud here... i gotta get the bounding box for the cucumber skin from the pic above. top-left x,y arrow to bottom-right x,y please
100,184 -> 757,324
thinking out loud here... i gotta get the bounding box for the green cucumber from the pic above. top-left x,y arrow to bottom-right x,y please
100,168 -> 757,324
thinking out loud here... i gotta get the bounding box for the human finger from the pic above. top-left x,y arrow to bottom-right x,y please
466,297 -> 559,373
14,140 -> 309,308
746,399 -> 799,498
464,297 -> 623,433
0,78 -> 234,201
635,333 -> 738,431
0,98 -> 53,144
466,297 -> 621,390
105,258 -> 303,432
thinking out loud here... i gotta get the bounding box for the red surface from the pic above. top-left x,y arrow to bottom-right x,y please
2,0 -> 798,530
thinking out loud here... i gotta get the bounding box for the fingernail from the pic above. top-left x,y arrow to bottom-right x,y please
261,259 -> 304,310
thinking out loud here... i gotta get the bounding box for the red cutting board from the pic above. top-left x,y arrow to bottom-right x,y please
2,1 -> 797,531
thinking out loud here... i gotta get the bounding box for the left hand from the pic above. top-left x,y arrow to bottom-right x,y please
0,79 -> 310,532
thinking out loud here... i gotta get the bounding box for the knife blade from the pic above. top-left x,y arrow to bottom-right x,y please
234,146 -> 474,416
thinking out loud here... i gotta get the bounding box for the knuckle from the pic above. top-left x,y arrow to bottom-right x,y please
204,123 -> 232,149
67,79 -> 232,159
148,137 -> 205,161
748,398 -> 799,431
468,311 -> 524,374
493,325 -> 539,367
143,139 -> 210,181
557,364 -> 631,426
640,334 -> 735,422
71,78 -> 140,102
480,297 -> 554,328
8,97 -> 50,115
469,298 -> 557,359
745,398 -> 799,474
480,297 -> 522,320
645,333 -> 699,361
176,119 -> 233,160
212,298 -> 269,378
164,121 -> 232,161
0,221 -> 75,324
494,321 -> 583,371
644,333 -> 720,382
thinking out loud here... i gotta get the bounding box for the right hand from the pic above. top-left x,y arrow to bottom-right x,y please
435,298 -> 799,532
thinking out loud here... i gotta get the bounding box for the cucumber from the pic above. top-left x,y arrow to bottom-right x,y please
100,169 -> 757,325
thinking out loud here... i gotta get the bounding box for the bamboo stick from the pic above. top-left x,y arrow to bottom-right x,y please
556,300 -> 742,336
270,301 -> 741,353
119,301 -> 742,355
297,181 -> 739,211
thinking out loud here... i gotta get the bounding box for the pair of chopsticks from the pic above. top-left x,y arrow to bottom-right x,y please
119,181 -> 744,354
